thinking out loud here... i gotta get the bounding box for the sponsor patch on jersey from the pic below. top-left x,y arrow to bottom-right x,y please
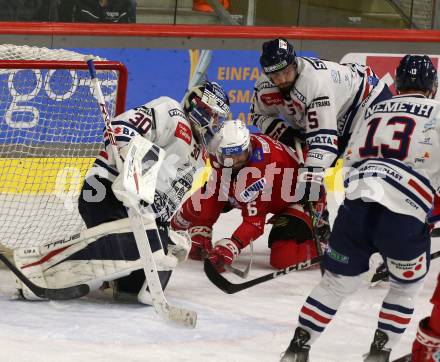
308,152 -> 324,160
292,88 -> 306,104
307,135 -> 337,146
175,122 -> 192,145
325,246 -> 349,264
386,253 -> 427,281
260,92 -> 284,106
240,177 -> 267,203
309,97 -> 330,109
134,105 -> 154,118
255,136 -> 271,153
250,147 -> 264,162
168,108 -> 186,118
257,80 -> 277,90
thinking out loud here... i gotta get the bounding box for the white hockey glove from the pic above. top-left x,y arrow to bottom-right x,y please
168,229 -> 192,263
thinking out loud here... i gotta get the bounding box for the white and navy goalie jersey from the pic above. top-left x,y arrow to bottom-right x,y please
251,57 -> 391,169
89,96 -> 205,223
344,94 -> 440,223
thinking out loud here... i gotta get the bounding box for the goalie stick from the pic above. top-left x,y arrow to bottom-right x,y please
370,250 -> 440,284
181,49 -> 212,105
86,57 -> 196,328
0,253 -> 89,300
204,255 -> 322,294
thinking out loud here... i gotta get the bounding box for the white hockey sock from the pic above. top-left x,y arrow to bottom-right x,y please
298,271 -> 361,345
376,277 -> 423,350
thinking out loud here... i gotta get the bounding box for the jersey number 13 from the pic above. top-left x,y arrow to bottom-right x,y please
359,116 -> 416,160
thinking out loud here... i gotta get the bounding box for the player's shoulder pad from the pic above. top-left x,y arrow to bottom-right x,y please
147,96 -> 187,124
297,57 -> 328,81
146,96 -> 180,109
248,134 -> 273,163
254,74 -> 277,93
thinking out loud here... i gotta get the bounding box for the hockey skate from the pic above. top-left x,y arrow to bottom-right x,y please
280,327 -> 311,362
364,329 -> 391,362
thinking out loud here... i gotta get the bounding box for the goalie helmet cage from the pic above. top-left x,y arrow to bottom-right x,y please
0,44 -> 127,250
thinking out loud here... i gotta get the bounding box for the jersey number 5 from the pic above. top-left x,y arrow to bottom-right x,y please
359,116 -> 416,160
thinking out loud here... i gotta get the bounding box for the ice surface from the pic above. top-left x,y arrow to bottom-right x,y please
0,192 -> 438,362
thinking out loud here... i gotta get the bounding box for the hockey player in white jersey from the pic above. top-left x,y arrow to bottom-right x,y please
280,55 -> 438,362
13,81 -> 230,301
251,38 -> 393,203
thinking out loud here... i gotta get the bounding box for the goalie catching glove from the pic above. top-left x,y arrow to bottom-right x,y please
208,238 -> 241,272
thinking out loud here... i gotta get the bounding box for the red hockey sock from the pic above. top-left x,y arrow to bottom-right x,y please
270,240 -> 318,269
429,274 -> 440,335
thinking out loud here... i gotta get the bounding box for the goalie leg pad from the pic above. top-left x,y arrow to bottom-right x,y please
113,269 -> 172,301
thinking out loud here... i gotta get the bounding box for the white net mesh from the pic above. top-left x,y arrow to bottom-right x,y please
0,45 -> 124,249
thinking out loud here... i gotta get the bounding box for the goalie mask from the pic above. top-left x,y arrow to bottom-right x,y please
212,119 -> 251,171
184,81 -> 230,148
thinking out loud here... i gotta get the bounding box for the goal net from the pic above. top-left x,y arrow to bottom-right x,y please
0,45 -> 127,250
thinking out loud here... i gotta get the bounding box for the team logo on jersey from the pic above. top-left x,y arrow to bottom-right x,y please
260,92 -> 283,106
240,178 -> 267,203
386,253 -> 427,281
174,122 -> 192,145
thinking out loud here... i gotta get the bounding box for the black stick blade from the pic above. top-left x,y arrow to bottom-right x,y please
0,254 -> 90,300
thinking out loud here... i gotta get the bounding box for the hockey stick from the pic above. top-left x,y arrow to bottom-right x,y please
0,253 -> 89,300
392,353 -> 411,362
370,250 -> 440,284
224,241 -> 253,279
431,227 -> 440,237
294,138 -> 325,275
204,255 -> 322,294
86,57 -> 196,328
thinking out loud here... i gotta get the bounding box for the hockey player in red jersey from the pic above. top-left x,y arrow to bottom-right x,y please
172,119 -> 327,271
412,273 -> 440,362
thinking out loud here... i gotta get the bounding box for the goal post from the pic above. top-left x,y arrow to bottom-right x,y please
0,45 -> 128,251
